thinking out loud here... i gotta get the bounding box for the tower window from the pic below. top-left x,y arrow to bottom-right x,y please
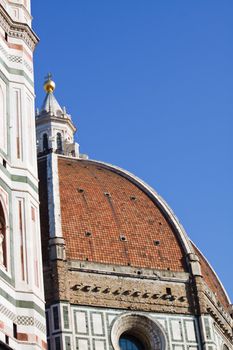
43,133 -> 49,151
53,306 -> 59,330
119,333 -> 145,350
56,132 -> 63,153
5,32 -> 8,41
13,323 -> 17,339
0,202 -> 7,269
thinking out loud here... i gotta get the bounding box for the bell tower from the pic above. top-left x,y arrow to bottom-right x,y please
1,0 -> 31,25
36,74 -> 79,158
0,1 -> 46,349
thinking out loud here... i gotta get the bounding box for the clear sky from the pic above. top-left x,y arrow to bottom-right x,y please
32,1 -> 233,301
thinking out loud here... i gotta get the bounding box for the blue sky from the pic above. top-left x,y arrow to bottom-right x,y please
32,1 -> 233,300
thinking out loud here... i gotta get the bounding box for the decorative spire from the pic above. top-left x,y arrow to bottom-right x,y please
40,73 -> 62,114
44,73 -> 56,94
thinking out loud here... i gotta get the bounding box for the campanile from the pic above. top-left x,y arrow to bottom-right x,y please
0,1 -> 46,348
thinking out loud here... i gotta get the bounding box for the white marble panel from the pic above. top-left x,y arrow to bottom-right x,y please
77,339 -> 89,350
94,339 -> 106,350
75,311 -> 87,334
170,319 -> 183,341
184,319 -> 196,341
107,314 -> 116,327
156,318 -> 167,330
173,346 -> 184,350
92,313 -> 104,335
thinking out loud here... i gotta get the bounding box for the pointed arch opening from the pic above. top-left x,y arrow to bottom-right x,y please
56,132 -> 63,153
43,133 -> 49,152
0,201 -> 7,269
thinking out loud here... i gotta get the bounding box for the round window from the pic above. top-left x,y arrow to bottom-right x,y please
119,333 -> 145,350
111,313 -> 167,350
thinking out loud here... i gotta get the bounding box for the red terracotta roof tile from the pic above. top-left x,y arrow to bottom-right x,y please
58,157 -> 187,271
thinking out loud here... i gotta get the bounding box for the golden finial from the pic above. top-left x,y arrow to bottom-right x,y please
44,73 -> 56,93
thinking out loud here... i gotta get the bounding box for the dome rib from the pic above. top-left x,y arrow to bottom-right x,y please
98,159 -> 230,308
191,241 -> 231,308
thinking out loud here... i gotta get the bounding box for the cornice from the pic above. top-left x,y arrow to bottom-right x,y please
0,4 -> 39,51
36,113 -> 77,133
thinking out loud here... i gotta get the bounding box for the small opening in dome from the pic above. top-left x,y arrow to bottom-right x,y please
78,188 -> 84,193
85,231 -> 92,237
166,288 -> 172,295
154,240 -> 160,246
120,235 -> 127,242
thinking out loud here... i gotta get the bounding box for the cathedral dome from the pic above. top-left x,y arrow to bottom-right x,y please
58,157 -> 188,272
39,155 -> 231,312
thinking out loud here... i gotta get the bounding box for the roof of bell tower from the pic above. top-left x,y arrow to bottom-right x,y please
40,91 -> 63,115
39,74 -> 64,116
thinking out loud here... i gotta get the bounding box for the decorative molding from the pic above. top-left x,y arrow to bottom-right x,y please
0,305 -> 46,333
0,5 -> 38,51
66,269 -> 191,314
204,284 -> 232,326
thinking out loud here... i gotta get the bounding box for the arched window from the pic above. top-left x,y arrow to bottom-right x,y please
56,132 -> 63,153
0,202 -> 7,268
112,314 -> 166,350
43,133 -> 49,151
119,334 -> 144,350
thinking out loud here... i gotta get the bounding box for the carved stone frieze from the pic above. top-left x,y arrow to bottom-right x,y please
63,268 -> 193,314
0,5 -> 38,50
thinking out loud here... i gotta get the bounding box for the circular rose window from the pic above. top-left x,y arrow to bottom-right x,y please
111,313 -> 167,350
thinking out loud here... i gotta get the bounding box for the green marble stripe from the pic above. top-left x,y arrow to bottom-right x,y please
0,56 -> 33,87
0,163 -> 9,179
0,166 -> 38,193
11,175 -> 38,193
0,266 -> 12,285
0,287 -> 45,317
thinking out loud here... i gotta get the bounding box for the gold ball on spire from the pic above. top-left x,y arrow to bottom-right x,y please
44,73 -> 56,93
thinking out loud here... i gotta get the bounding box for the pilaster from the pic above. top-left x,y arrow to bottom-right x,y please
47,153 -> 66,261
